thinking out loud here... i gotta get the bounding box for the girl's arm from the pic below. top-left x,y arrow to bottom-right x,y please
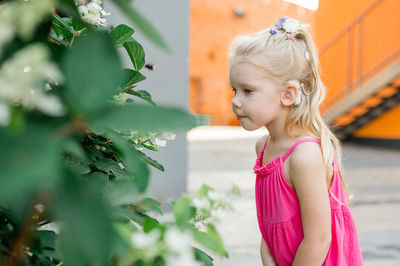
288,142 -> 332,266
260,237 -> 277,266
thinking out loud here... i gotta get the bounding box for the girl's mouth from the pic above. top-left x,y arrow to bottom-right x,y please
237,116 -> 246,120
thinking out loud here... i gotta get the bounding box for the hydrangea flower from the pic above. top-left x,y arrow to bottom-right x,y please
112,92 -> 128,105
131,228 -> 161,249
77,0 -> 110,27
0,43 -> 65,125
164,226 -> 200,266
154,137 -> 167,147
129,130 -> 176,151
190,185 -> 240,230
192,197 -> 211,210
0,0 -> 54,42
165,252 -> 201,266
164,226 -> 193,253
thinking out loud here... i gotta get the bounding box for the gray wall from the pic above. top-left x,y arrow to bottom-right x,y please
105,0 -> 190,211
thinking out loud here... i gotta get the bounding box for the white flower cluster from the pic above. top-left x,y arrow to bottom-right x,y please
131,228 -> 161,261
77,0 -> 110,27
130,226 -> 200,266
0,43 -> 65,126
112,92 -> 128,105
0,0 -> 54,55
282,18 -> 302,33
129,130 -> 176,151
164,226 -> 201,266
191,185 -> 241,230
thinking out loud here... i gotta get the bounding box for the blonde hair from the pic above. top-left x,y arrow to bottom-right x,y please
228,22 -> 351,205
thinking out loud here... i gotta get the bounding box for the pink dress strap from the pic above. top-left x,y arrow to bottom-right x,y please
282,138 -> 321,162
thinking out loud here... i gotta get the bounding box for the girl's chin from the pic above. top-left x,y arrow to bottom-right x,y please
240,122 -> 261,131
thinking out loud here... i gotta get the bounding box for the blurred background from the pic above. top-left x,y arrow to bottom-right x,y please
109,0 -> 400,265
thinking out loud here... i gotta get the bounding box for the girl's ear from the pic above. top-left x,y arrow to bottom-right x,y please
280,84 -> 299,106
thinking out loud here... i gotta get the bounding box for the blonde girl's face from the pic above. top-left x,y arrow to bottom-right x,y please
229,60 -> 282,131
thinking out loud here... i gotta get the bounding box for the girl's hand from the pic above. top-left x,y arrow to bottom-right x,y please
260,237 -> 277,266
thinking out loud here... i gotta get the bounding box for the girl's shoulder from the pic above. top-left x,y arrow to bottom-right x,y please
287,139 -> 324,168
255,134 -> 269,156
285,138 -> 333,189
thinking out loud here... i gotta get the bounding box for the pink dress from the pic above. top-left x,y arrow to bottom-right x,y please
253,136 -> 364,266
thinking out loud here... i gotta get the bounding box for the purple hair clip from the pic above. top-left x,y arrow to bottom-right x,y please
274,16 -> 288,30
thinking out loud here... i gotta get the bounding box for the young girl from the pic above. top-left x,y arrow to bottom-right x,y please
228,17 -> 364,265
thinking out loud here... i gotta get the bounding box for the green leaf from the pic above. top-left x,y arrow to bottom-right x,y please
36,230 -> 60,260
105,130 -> 150,192
64,155 -> 91,174
70,18 -> 86,32
51,22 -> 64,39
143,216 -> 159,233
54,0 -> 82,22
90,103 -> 197,133
198,184 -> 213,198
111,221 -> 136,257
51,13 -> 73,32
61,137 -> 87,161
113,207 -> 157,226
141,197 -> 162,215
138,150 -> 164,172
48,31 -> 69,47
51,13 -> 73,42
127,89 -> 156,106
112,0 -> 170,53
112,24 -> 135,45
85,145 -> 105,161
120,68 -> 146,90
194,247 -> 214,266
105,179 -> 139,206
87,171 -> 109,186
123,39 -> 145,71
62,31 -> 124,116
194,224 -> 228,258
53,173 -> 116,265
173,196 -> 195,228
0,122 -> 61,205
94,158 -> 129,178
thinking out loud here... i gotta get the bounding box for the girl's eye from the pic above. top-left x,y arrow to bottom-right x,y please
231,88 -> 252,94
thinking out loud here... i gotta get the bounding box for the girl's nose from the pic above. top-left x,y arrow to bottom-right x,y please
231,96 -> 241,108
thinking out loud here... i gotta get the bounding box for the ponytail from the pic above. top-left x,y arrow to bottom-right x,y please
286,29 -> 351,205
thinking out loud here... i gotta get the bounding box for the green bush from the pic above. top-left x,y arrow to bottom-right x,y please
0,0 -> 235,265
